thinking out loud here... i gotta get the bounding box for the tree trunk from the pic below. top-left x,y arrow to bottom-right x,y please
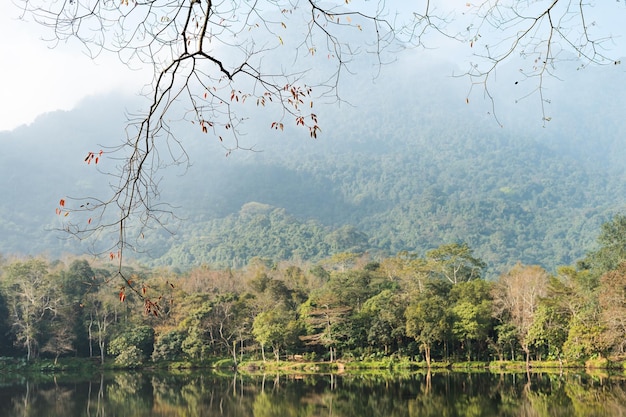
523,344 -> 531,370
88,317 -> 94,358
423,343 -> 431,368
261,343 -> 266,362
26,337 -> 32,362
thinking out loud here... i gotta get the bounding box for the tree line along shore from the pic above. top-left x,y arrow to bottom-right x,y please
1,215 -> 626,372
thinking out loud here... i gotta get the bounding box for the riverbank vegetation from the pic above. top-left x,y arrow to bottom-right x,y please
1,215 -> 626,372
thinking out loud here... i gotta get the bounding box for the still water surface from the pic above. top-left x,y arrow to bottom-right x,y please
0,370 -> 625,416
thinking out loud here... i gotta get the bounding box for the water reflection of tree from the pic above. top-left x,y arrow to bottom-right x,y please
104,373 -> 154,416
565,375 -> 626,417
86,374 -> 104,417
2,372 -> 626,417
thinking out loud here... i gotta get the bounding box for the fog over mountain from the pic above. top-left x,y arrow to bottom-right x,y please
1,55 -> 625,276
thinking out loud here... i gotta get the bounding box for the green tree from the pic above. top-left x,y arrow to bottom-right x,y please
449,280 -> 494,361
405,281 -> 452,366
58,259 -> 96,357
552,266 -> 605,361
108,325 -> 155,367
252,307 -> 300,362
526,303 -> 567,363
583,214 -> 626,274
525,274 -> 576,364
178,295 -> 214,360
152,329 -> 185,362
360,289 -> 407,355
2,259 -> 59,361
425,243 -> 486,285
299,290 -> 352,362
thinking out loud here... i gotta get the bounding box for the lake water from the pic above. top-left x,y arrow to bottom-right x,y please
0,370 -> 625,416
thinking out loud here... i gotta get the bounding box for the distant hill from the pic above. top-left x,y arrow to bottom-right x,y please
1,59 -> 625,276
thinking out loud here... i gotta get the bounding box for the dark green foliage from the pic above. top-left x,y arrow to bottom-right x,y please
583,214 -> 626,275
152,330 -> 185,361
0,291 -> 15,356
2,214 -> 626,365
108,325 -> 155,367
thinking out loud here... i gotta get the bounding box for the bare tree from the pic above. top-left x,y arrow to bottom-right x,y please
412,1 -> 624,125
16,0 -> 402,303
492,263 -> 549,368
15,1 -> 623,306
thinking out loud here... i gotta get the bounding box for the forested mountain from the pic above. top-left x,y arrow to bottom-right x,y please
1,58 -> 625,276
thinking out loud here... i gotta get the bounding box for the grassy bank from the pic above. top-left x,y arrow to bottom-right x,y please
2,356 -> 625,377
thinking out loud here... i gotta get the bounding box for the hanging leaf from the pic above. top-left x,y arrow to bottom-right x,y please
59,199 -> 66,207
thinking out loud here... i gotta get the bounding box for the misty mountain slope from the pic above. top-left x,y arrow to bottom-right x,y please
163,125 -> 621,273
147,60 -> 626,273
1,59 -> 625,276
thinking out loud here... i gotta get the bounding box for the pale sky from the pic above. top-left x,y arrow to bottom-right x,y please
0,1 -> 624,132
0,3 -> 146,131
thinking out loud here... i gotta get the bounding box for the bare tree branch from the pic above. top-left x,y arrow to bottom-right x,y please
17,0 -> 623,309
18,0 -> 402,305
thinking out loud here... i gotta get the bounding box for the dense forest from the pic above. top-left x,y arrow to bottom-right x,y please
1,59 -> 626,277
1,57 -> 626,368
1,214 -> 625,367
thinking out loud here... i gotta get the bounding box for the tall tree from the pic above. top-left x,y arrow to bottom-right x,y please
449,279 -> 494,361
359,289 -> 407,355
299,289 -> 352,362
583,214 -> 626,274
252,307 -> 300,362
597,263 -> 626,355
405,281 -> 452,367
425,243 -> 486,285
2,259 -> 60,361
492,263 -> 549,367
554,266 -> 605,361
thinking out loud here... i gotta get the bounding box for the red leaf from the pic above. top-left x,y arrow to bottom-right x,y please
59,199 -> 66,207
